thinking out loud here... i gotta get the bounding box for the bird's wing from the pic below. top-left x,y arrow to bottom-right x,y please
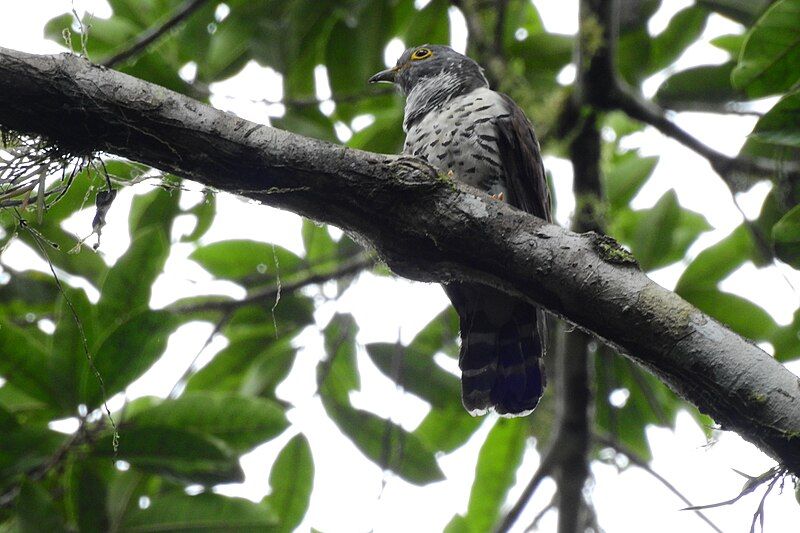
495,93 -> 552,222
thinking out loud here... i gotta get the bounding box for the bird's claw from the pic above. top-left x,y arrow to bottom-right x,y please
491,192 -> 505,201
388,155 -> 435,175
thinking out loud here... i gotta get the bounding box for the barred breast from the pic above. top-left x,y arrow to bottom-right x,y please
403,87 -> 510,197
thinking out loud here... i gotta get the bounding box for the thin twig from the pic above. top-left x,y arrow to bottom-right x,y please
496,444 -> 559,533
750,473 -> 780,533
682,466 -> 784,512
171,253 -> 373,314
102,0 -> 212,68
609,85 -> 800,189
524,494 -> 556,532
594,432 -> 724,533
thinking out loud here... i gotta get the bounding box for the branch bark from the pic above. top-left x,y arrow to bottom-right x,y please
0,47 -> 799,474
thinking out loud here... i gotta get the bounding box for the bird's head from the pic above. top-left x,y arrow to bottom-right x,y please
368,44 -> 488,96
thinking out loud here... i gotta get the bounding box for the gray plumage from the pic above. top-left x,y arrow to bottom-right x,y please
370,44 -> 550,417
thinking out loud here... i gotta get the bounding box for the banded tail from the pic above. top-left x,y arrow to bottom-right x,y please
445,283 -> 546,417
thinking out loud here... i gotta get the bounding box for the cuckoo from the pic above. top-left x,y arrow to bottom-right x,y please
370,44 -> 552,417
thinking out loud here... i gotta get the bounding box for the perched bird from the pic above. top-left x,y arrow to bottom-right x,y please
369,45 -> 551,417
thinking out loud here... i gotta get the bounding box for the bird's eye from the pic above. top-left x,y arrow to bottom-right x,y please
412,48 -> 432,60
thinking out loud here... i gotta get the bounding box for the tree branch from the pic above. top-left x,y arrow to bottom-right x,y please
0,47 -> 799,474
594,432 -> 724,533
169,253 -> 374,314
578,0 -> 799,193
101,0 -> 212,68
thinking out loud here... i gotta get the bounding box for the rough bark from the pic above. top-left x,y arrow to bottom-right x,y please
0,47 -> 798,474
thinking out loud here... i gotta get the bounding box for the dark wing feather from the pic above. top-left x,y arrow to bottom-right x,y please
495,94 -> 552,221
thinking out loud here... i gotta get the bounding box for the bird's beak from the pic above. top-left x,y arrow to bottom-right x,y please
368,66 -> 398,84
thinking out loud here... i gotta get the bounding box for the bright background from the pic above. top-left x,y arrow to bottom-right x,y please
1,1 -> 799,531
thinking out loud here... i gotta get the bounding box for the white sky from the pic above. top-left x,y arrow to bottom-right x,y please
1,2 -> 799,532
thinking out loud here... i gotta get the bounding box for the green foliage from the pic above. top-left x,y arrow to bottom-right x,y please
447,419 -> 528,532
609,190 -> 712,271
263,434 -> 314,533
773,204 -> 800,267
752,89 -> 800,147
121,491 -> 278,532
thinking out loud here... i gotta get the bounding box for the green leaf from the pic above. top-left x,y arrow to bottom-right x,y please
94,426 -> 243,485
453,419 -> 528,533
49,287 -> 95,413
413,405 -> 482,453
263,434 -> 314,532
0,426 -> 65,482
127,393 -> 288,453
685,290 -> 778,340
97,225 -> 170,328
302,219 -> 338,264
186,335 -> 297,398
772,203 -> 800,266
317,314 -> 360,402
603,152 -> 658,211
89,310 -> 176,407
16,481 -> 67,533
67,460 -> 110,533
397,0 -> 450,53
655,63 -> 745,111
321,395 -> 445,485
697,0 -> 774,24
191,240 -> 303,284
710,33 -> 747,56
611,190 -> 712,271
203,12 -> 256,81
676,224 -> 754,293
772,309 -> 800,361
647,6 -> 708,75
751,90 -> 800,147
509,32 -> 574,77
121,492 -> 278,532
17,221 -> 108,286
107,470 -> 149,532
365,342 -> 460,408
129,187 -> 181,237
407,307 -> 460,359
180,191 -> 216,242
595,353 -> 681,460
0,270 -> 59,318
346,107 -> 405,154
732,0 -> 800,97
0,319 -> 54,405
326,1 -> 391,109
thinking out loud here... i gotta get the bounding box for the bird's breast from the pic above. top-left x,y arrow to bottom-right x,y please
403,88 -> 510,196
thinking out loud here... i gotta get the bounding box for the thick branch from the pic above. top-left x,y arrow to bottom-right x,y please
0,48 -> 799,474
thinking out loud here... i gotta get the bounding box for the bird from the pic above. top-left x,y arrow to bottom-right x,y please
369,44 -> 551,417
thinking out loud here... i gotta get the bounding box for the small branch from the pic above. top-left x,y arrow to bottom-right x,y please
101,0 -> 212,68
608,85 -> 800,191
594,432 -> 724,533
525,494 -> 556,532
682,466 -> 785,512
171,254 -> 373,314
214,87 -> 397,110
749,474 -> 780,533
496,444 -> 559,533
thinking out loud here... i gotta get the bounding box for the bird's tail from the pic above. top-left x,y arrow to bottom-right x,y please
446,284 -> 546,417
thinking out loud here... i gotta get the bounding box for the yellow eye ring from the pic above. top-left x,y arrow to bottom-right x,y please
411,48 -> 433,60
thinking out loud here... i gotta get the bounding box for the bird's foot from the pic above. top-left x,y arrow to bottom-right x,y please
491,192 -> 505,201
